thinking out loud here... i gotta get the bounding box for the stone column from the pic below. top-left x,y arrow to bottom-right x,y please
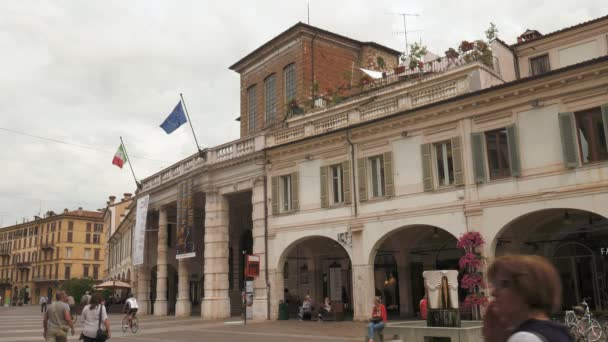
268,268 -> 283,320
352,264 -> 375,321
397,253 -> 413,317
175,259 -> 191,316
251,179 -> 268,320
154,207 -> 169,316
135,265 -> 150,315
202,192 -> 230,319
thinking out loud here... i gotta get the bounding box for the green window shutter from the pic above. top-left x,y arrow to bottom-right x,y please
357,158 -> 368,202
451,137 -> 464,185
471,132 -> 487,183
383,152 -> 395,197
602,104 -> 608,150
506,125 -> 521,177
291,172 -> 299,211
558,112 -> 579,168
421,143 -> 434,191
271,176 -> 279,214
342,161 -> 352,204
320,166 -> 329,208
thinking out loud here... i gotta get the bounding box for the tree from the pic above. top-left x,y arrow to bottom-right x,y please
408,42 -> 428,70
60,278 -> 96,303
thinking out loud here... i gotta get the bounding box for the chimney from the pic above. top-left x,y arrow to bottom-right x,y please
64,208 -> 68,214
122,193 -> 132,201
78,207 -> 83,215
109,196 -> 116,205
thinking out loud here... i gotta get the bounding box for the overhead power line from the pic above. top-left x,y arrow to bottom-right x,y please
0,126 -> 169,163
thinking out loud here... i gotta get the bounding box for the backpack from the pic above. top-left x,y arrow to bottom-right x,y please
513,319 -> 573,342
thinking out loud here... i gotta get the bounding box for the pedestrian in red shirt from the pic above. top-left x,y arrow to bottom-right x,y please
420,294 -> 428,320
367,297 -> 387,342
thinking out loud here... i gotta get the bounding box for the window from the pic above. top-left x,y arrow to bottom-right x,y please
485,128 -> 511,179
284,63 -> 296,102
67,232 -> 73,243
331,164 -> 344,204
281,175 -> 292,211
93,266 -> 99,280
83,265 -> 89,278
64,265 -> 71,279
65,247 -> 72,259
68,221 -> 73,230
85,234 -> 90,244
55,264 -> 59,278
94,224 -> 103,233
43,265 -> 47,278
264,74 -> 277,123
247,85 -> 257,131
86,223 -> 91,232
370,156 -> 385,197
84,248 -> 91,260
575,107 -> 608,164
530,54 -> 550,76
434,141 -> 455,186
93,234 -> 100,244
94,249 -> 100,261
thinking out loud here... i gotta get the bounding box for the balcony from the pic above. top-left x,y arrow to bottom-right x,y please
32,276 -> 55,283
16,262 -> 31,269
0,248 -> 10,256
0,278 -> 11,286
40,242 -> 55,250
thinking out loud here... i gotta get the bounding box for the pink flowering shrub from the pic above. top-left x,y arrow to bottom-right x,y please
461,273 -> 485,289
463,293 -> 489,308
456,231 -> 485,250
459,252 -> 481,270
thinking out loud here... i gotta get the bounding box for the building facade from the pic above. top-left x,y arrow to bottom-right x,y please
0,208 -> 105,306
132,16 -> 608,320
104,194 -> 134,283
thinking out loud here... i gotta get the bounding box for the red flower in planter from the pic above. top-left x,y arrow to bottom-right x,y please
461,273 -> 485,289
459,252 -> 481,270
463,293 -> 489,308
457,231 -> 485,249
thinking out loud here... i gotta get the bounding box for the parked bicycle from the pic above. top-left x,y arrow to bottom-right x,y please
567,298 -> 603,342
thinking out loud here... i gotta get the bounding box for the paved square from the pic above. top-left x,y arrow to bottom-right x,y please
0,305 -> 374,342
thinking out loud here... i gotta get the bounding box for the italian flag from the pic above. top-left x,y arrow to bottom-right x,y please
112,143 -> 127,168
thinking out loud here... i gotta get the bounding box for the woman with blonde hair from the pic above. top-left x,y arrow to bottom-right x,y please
483,254 -> 572,342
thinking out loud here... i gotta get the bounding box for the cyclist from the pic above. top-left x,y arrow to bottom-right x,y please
123,294 -> 139,328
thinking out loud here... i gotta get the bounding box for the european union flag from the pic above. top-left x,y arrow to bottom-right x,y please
160,101 -> 187,134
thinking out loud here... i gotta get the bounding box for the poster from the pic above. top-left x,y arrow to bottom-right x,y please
132,194 -> 149,266
176,178 -> 195,259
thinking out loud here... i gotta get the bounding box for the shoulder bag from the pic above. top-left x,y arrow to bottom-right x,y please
96,305 -> 109,342
51,302 -> 71,337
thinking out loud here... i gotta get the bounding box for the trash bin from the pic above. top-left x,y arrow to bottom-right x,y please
278,301 -> 289,320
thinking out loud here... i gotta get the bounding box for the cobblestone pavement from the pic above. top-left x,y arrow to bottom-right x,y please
0,305 -> 390,342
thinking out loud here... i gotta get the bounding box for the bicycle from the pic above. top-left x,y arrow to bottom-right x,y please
121,313 -> 139,333
569,298 -> 603,342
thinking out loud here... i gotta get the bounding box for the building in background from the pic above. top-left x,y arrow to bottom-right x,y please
0,208 -> 105,306
130,15 -> 608,320
103,194 -> 133,282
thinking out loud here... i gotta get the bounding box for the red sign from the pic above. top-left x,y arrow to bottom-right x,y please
245,255 -> 260,278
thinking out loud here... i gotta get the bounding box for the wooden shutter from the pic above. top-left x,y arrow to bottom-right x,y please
320,166 -> 329,208
383,152 -> 395,197
291,172 -> 299,211
451,137 -> 464,185
357,158 -> 368,202
342,161 -> 352,204
471,132 -> 487,183
271,176 -> 279,214
421,143 -> 434,191
506,125 -> 521,177
558,112 -> 579,168
602,104 -> 608,151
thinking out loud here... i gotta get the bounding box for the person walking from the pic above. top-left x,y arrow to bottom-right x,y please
66,295 -> 76,320
43,291 -> 74,342
81,291 -> 91,305
40,295 -> 48,313
367,296 -> 387,342
80,292 -> 111,342
483,255 -> 573,342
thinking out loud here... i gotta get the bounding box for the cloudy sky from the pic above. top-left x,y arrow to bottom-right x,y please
0,1 -> 606,227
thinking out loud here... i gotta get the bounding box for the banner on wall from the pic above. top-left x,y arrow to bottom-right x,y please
132,194 -> 149,266
176,178 -> 196,259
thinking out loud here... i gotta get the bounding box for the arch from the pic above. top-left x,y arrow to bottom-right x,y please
368,224 -> 460,265
275,234 -> 353,270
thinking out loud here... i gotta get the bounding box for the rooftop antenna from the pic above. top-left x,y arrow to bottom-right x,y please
386,12 -> 421,57
307,2 -> 310,25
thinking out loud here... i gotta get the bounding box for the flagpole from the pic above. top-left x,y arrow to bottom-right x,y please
120,137 -> 142,190
179,93 -> 206,159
